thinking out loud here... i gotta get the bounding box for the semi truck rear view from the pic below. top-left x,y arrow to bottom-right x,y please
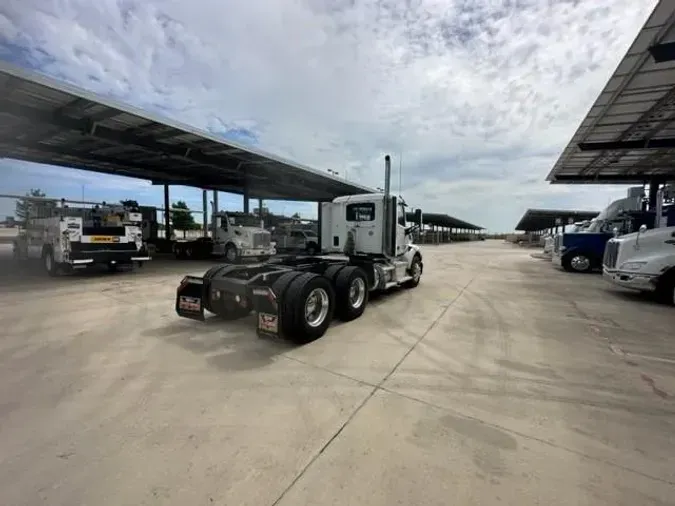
175,155 -> 424,344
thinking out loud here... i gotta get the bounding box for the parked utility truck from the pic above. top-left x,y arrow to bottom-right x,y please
175,155 -> 424,344
173,210 -> 275,262
603,185 -> 675,305
551,188 -> 647,273
270,224 -> 320,255
12,197 -> 151,276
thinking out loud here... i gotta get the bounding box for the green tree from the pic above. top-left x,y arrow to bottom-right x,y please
171,201 -> 198,237
15,189 -> 56,225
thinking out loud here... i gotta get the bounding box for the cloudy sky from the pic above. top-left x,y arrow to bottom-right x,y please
0,0 -> 659,231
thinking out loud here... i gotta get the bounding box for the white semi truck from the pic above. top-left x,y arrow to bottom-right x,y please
175,155 -> 424,344
602,186 -> 675,306
173,210 -> 275,262
12,197 -> 151,276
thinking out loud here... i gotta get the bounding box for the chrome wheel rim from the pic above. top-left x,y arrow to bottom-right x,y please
305,288 -> 330,327
571,256 -> 590,272
226,247 -> 236,262
412,261 -> 421,281
349,277 -> 366,308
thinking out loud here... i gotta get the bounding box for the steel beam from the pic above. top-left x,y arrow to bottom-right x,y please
578,138 -> 675,151
164,185 -> 171,241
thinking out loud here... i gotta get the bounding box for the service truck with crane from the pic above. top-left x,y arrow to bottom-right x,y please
602,185 -> 675,305
175,155 -> 424,344
11,196 -> 151,276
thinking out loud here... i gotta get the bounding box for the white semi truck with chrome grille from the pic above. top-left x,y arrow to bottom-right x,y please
602,186 -> 675,306
173,210 -> 275,262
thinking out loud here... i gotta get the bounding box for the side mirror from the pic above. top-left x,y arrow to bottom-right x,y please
639,224 -> 648,234
413,208 -> 423,228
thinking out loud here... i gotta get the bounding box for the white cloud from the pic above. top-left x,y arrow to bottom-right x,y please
0,0 -> 659,231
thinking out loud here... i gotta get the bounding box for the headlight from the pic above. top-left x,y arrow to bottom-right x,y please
620,261 -> 647,271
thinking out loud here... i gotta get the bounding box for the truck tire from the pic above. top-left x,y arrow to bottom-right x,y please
404,255 -> 423,288
184,245 -> 194,259
323,264 -> 346,285
279,273 -> 335,344
334,266 -> 369,321
655,271 -> 675,306
225,244 -> 239,263
202,265 -> 233,313
306,242 -> 319,255
43,248 -> 60,277
173,244 -> 185,260
562,252 -> 592,273
12,241 -> 26,262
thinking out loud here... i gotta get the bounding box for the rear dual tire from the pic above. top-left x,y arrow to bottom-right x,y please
273,272 -> 335,344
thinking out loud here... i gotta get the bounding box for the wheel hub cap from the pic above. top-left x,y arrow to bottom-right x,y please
305,288 -> 329,328
349,278 -> 366,308
571,256 -> 590,271
412,262 -> 421,281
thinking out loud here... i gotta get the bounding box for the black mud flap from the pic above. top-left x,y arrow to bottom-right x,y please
251,286 -> 281,339
176,276 -> 206,321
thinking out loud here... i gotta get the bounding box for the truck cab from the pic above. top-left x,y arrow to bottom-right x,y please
603,186 -> 675,305
173,211 -> 275,262
552,193 -> 642,273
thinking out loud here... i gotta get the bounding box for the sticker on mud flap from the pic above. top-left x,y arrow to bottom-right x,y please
258,313 -> 278,333
179,296 -> 201,312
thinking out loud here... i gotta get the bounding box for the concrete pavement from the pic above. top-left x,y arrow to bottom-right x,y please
0,241 -> 673,505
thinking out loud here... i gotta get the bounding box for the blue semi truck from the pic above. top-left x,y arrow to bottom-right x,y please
552,189 -> 675,273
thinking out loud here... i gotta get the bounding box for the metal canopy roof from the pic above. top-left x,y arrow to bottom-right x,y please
0,60 -> 375,201
515,209 -> 599,232
407,211 -> 483,230
547,1 -> 675,184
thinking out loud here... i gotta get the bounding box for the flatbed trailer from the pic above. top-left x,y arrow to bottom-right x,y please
176,253 -> 422,344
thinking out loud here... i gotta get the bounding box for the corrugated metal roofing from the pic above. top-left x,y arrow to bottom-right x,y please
547,1 -> 675,184
0,60 -> 375,200
407,211 -> 483,230
515,209 -> 599,232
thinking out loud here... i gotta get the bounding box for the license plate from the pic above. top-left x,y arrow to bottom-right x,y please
258,313 -> 278,333
179,296 -> 201,312
90,236 -> 114,243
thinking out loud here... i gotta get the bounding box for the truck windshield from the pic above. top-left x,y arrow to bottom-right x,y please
229,215 -> 260,227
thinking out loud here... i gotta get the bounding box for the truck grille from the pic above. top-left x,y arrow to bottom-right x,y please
604,241 -> 619,269
253,232 -> 271,248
